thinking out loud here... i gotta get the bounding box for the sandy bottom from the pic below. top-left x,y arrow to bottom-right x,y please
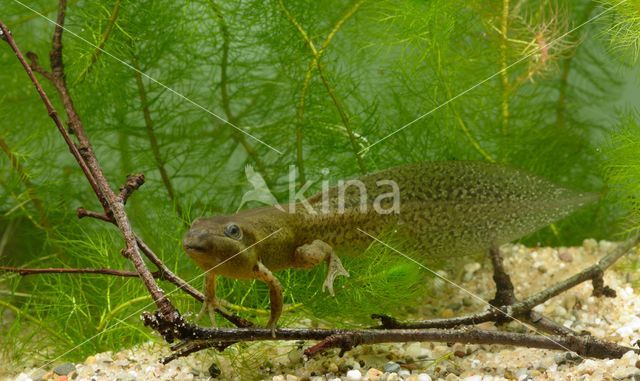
7,239 -> 640,381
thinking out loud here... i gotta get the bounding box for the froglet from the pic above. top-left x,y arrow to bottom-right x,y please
182,161 -> 597,335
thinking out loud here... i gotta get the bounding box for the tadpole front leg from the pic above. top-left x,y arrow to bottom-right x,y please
253,260 -> 283,337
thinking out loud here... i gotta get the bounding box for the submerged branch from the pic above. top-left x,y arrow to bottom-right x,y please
144,238 -> 637,363
143,310 -> 637,363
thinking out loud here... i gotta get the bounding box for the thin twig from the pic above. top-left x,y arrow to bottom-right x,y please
0,265 -> 159,278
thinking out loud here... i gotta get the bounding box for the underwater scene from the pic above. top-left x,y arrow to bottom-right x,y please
2,1 -> 640,380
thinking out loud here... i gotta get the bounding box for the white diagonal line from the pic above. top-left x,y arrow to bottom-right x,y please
356,228 -> 591,362
11,0 -> 283,155
34,228 -> 282,373
359,0 -> 627,154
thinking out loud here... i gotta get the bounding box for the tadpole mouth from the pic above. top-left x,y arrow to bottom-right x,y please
182,229 -> 211,253
183,242 -> 207,252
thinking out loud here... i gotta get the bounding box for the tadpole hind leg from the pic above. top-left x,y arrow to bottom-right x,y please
294,239 -> 349,296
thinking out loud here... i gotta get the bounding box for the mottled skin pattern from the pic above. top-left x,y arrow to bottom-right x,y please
183,161 -> 597,334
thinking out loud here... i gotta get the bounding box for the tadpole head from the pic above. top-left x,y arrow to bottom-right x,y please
182,216 -> 253,271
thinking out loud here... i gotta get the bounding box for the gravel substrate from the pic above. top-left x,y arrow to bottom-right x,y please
7,239 -> 640,380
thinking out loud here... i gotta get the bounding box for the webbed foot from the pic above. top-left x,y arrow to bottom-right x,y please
323,252 -> 350,296
293,239 -> 350,296
197,272 -> 231,326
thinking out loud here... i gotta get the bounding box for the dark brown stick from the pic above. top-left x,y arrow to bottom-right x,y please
141,310 -> 637,362
485,246 -> 578,335
1,25 -> 104,213
488,245 -> 517,308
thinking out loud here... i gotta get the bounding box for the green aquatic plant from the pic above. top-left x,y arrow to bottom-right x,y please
0,0 -> 638,375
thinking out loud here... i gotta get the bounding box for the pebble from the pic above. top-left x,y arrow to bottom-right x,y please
554,352 -> 582,365
440,308 -> 455,318
558,251 -> 573,262
288,349 -> 302,364
208,362 -> 221,378
345,369 -> 362,380
84,356 -> 96,365
405,342 -> 423,358
398,369 -> 411,377
386,373 -> 399,381
515,368 -> 530,380
365,368 -> 383,381
616,315 -> 640,337
52,363 -> 76,376
286,375 -> 299,381
612,366 -> 640,379
463,262 -> 481,281
384,361 -> 401,373
582,238 -> 597,254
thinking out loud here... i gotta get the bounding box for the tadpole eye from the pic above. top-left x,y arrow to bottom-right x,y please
224,223 -> 242,240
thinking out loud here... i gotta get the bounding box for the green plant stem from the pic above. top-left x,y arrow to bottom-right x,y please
555,1 -> 597,130
74,0 -> 121,83
97,295 -> 150,332
0,137 -> 50,228
436,52 -> 495,162
209,0 -> 271,185
500,0 -> 510,136
0,300 -> 74,347
132,58 -> 182,215
278,0 -> 367,174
